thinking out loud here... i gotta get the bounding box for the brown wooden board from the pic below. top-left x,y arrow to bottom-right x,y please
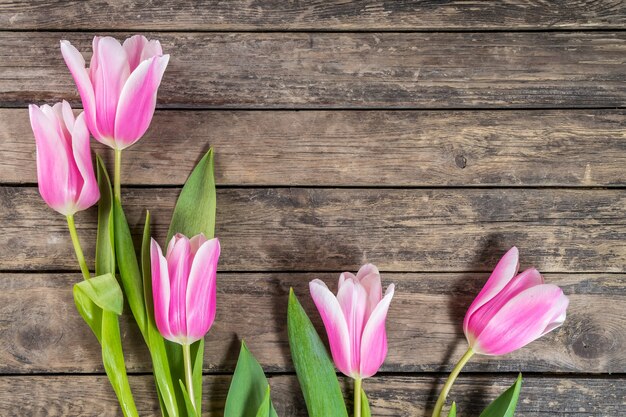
2,109 -> 625,187
0,272 -> 623,375
1,1 -> 625,31
0,374 -> 622,416
2,32 -> 625,109
2,187 -> 624,272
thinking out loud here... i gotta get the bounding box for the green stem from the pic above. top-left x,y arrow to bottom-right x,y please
354,377 -> 362,417
183,343 -> 197,413
114,148 -> 122,202
66,214 -> 90,280
432,347 -> 475,417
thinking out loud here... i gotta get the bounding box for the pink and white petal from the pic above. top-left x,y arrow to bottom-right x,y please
61,100 -> 76,132
309,279 -> 353,376
91,36 -> 130,139
356,263 -> 383,317
60,40 -> 101,141
141,39 -> 163,62
72,113 -> 100,211
122,35 -> 149,71
185,238 -> 220,342
359,284 -> 395,378
30,104 -> 73,214
540,293 -> 569,336
166,236 -> 192,339
472,284 -> 569,355
336,279 -> 368,374
466,268 -> 543,342
151,239 -> 173,341
338,271 -> 356,289
189,233 -> 208,255
463,247 -> 520,334
114,54 -> 169,149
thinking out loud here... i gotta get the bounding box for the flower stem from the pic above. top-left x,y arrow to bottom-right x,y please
354,377 -> 362,417
114,148 -> 122,202
183,343 -> 197,413
66,214 -> 90,280
431,347 -> 475,417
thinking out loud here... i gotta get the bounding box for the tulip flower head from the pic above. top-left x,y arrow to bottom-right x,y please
29,101 -> 99,216
463,247 -> 569,356
151,233 -> 220,345
60,35 -> 169,150
309,264 -> 395,379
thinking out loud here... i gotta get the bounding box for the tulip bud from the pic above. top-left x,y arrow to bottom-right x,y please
309,264 -> 395,379
29,101 -> 99,216
151,233 -> 220,345
463,247 -> 569,356
60,35 -> 169,150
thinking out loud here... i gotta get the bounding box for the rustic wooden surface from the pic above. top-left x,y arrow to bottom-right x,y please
0,1 -> 624,416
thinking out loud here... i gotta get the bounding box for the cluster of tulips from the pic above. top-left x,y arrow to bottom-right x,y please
29,34 -> 569,417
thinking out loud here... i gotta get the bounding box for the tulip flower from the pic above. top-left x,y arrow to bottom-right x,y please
61,35 -> 169,201
310,264 -> 395,417
151,233 -> 220,413
29,101 -> 100,280
432,247 -> 569,417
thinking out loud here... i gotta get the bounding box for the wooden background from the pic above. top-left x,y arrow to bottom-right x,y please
0,1 -> 625,416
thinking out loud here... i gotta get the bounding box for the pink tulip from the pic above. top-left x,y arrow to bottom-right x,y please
60,35 -> 169,150
463,247 -> 569,356
29,101 -> 99,216
309,264 -> 395,379
151,233 -> 220,345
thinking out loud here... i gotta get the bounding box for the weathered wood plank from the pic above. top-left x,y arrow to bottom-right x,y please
2,32 -> 625,108
1,1 -> 624,31
0,374 -> 622,416
2,109 -> 625,187
1,272 -> 623,374
1,187 -> 624,272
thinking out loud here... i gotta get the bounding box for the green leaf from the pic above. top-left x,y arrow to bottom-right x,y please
167,148 -> 216,242
191,339 -> 204,416
95,155 -> 115,276
254,386 -> 271,417
142,212 -> 180,417
113,198 -> 147,335
178,380 -> 198,417
287,289 -> 348,417
225,341 -> 278,417
73,273 -> 123,315
479,374 -> 523,417
447,402 -> 457,417
361,388 -> 371,417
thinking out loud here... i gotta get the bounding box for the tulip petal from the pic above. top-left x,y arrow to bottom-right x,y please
309,279 -> 353,377
114,54 -> 169,149
186,238 -> 220,342
60,40 -> 103,142
466,268 -> 543,344
359,284 -> 394,378
167,235 -> 192,340
61,100 -> 76,132
30,104 -> 73,214
189,233 -> 208,255
472,284 -> 569,355
463,247 -> 520,334
336,278 -> 368,375
91,36 -> 130,140
356,263 -> 382,318
72,112 -> 100,211
151,239 -> 173,341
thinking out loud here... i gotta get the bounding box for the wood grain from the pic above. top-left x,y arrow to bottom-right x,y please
0,374 -> 622,416
1,1 -> 624,31
2,109 -> 625,187
0,272 -> 623,375
2,187 -> 624,272
2,32 -> 625,109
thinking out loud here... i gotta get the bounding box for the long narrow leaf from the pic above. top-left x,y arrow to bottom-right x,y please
287,289 -> 348,417
361,388 -> 371,417
95,156 -> 115,276
225,341 -> 278,417
479,374 -> 523,417
74,273 -> 123,315
142,211 -> 180,417
447,402 -> 457,417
